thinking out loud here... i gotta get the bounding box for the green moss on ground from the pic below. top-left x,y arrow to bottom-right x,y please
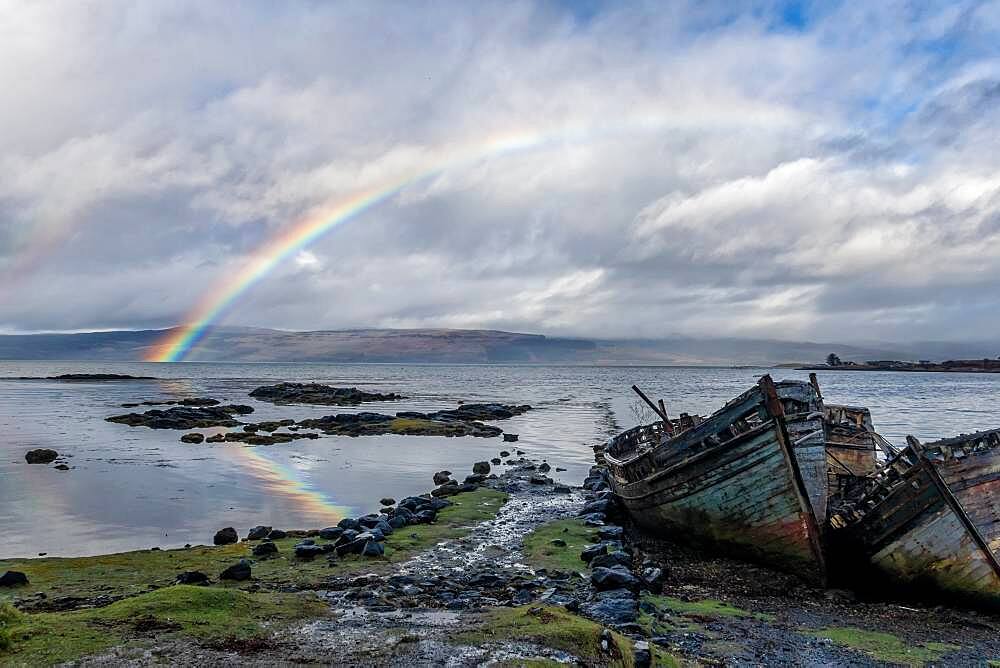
457,605 -> 684,667
522,518 -> 595,573
456,605 -> 637,666
1,585 -> 326,665
0,487 -> 508,604
805,627 -> 960,666
645,595 -> 774,622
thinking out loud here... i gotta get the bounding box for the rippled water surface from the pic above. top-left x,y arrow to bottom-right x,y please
2,362 -> 999,557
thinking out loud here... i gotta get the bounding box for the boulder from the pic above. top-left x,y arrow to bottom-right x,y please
538,462 -> 551,472
529,475 -> 552,485
25,449 -> 58,464
54,464 -> 70,471
388,515 -> 408,529
338,517 -> 361,531
472,461 -> 491,475
432,470 -> 452,485
428,498 -> 452,511
591,566 -> 640,592
490,457 -> 501,465
206,434 -> 226,443
175,571 -> 209,585
499,450 -> 511,457
267,529 -> 287,540
246,525 -> 271,540
213,527 -> 238,545
584,588 -> 638,626
362,540 -> 385,557
581,544 -> 608,563
597,525 -> 624,541
0,570 -> 29,587
464,474 -> 487,484
379,497 -> 396,506
634,641 -> 652,668
319,527 -> 344,540
579,499 -> 612,516
641,567 -> 665,593
554,485 -> 572,494
252,542 -> 278,557
412,509 -> 437,524
180,433 -> 204,444
357,514 -> 384,528
591,551 -> 632,570
295,544 -> 326,559
219,560 -> 252,581
503,433 -> 519,442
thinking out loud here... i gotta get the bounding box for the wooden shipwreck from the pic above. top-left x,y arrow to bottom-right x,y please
604,375 -> 828,583
829,429 -> 1000,607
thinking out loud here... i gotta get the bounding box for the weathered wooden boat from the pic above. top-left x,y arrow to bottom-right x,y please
604,375 -> 828,583
829,428 -> 1000,607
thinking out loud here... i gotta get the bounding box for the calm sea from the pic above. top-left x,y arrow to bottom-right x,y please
2,362 -> 999,558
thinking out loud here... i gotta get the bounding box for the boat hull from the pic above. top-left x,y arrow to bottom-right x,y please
612,422 -> 825,582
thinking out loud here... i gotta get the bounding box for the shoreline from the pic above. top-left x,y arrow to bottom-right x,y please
5,442 -> 1000,665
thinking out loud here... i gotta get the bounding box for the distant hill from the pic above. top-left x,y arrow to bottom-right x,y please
1,327 -> 996,365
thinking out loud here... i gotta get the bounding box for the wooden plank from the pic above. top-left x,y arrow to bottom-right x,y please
758,374 -> 827,581
909,436 -> 1000,584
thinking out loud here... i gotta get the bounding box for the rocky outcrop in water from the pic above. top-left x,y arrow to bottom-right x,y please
121,398 -> 219,408
25,448 -> 59,464
249,383 -> 403,406
106,405 -> 254,429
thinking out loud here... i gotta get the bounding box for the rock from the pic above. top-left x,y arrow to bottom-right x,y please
640,567 -> 665,593
338,517 -> 361,530
433,403 -> 531,422
0,571 -> 29,587
213,527 -> 238,545
591,566 -> 640,592
503,433 -> 519,442
180,433 -> 204,444
106,405 -> 254,429
490,457 -> 501,465
357,514 -> 385,528
54,464 -> 70,471
175,571 -> 209,585
581,544 -> 608,563
512,588 -> 534,605
554,485 -> 572,493
249,383 -> 403,406
600,628 -> 614,652
25,448 -> 58,464
464,474 -> 487,484
379,497 -> 396,506
584,588 -> 638,626
266,529 -> 287,540
362,540 -> 385,557
246,525 -> 271,540
433,470 -> 452,485
582,514 -> 606,526
597,525 -> 624,541
319,527 -> 344,540
472,461 -> 491,475
634,641 -> 652,668
412,509 -> 437,524
517,450 -> 525,455
205,434 -> 226,443
549,539 -> 567,547
579,499 -> 612,516
388,515 -> 408,529
428,498 -> 452,511
219,560 -> 252,581
295,544 -> 326,559
499,450 -> 511,457
591,551 -> 632,570
538,462 -> 551,472
252,542 -> 278,557
529,475 -> 552,485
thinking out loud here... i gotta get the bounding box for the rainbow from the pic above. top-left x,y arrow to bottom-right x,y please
225,438 -> 349,522
147,109 -> 783,361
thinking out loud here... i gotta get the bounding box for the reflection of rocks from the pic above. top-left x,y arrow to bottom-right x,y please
106,405 -> 254,429
249,383 -> 403,406
25,448 -> 59,464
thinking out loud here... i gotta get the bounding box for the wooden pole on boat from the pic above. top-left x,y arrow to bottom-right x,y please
631,385 -> 668,422
657,399 -> 674,435
808,373 -> 823,401
759,374 -> 827,583
907,436 -> 1000,581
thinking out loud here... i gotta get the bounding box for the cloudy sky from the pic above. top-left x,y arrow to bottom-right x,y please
1,1 -> 999,342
